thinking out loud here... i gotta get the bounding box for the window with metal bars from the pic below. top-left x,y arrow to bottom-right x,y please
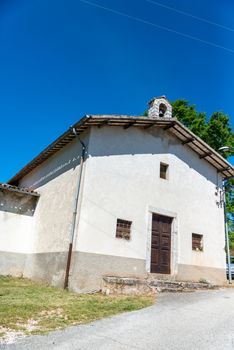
192,233 -> 203,251
116,219 -> 132,240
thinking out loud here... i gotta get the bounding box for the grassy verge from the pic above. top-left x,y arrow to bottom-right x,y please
0,276 -> 154,342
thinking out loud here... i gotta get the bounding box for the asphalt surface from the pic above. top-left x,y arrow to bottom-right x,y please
1,288 -> 234,350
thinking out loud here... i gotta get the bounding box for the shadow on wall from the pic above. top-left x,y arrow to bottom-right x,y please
0,189 -> 39,216
19,135 -> 88,190
88,126 -> 220,187
20,126 -> 219,190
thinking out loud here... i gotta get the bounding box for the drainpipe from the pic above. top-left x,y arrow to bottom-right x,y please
64,128 -> 86,289
223,179 -> 232,284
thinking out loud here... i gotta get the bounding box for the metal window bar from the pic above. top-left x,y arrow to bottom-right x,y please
116,219 -> 132,240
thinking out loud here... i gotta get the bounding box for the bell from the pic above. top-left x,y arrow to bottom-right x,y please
159,109 -> 164,117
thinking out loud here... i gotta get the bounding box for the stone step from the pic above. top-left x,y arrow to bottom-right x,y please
148,279 -> 216,290
102,276 -> 218,294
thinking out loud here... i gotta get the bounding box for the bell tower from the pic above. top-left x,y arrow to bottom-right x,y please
148,96 -> 172,119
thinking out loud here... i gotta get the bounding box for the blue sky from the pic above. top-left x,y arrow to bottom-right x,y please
0,0 -> 233,182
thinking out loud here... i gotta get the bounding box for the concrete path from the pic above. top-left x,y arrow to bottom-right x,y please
1,288 -> 234,350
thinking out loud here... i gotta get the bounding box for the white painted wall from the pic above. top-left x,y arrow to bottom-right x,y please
18,131 -> 90,253
2,124 -> 225,275
0,211 -> 34,253
75,126 -> 225,270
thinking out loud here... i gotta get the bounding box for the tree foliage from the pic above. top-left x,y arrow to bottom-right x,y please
172,99 -> 207,139
172,100 -> 234,158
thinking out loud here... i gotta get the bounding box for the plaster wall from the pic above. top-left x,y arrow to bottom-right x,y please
18,131 -> 90,254
74,126 -> 225,276
0,188 -> 37,254
0,124 -> 226,288
0,211 -> 33,253
0,131 -> 90,285
0,191 -> 36,276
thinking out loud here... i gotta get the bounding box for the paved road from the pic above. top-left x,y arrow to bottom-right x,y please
2,289 -> 234,350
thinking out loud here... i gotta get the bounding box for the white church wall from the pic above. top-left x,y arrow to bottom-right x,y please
72,125 -> 226,286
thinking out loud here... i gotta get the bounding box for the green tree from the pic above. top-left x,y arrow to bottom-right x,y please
172,99 -> 207,139
204,112 -> 234,159
172,100 -> 234,156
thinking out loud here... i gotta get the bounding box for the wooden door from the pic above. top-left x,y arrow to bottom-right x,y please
150,214 -> 172,274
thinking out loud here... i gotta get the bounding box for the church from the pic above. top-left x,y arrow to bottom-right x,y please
0,96 -> 233,292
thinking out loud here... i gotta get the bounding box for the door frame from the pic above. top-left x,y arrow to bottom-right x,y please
146,206 -> 178,276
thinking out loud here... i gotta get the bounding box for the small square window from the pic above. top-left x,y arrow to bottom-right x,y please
160,163 -> 169,180
116,219 -> 132,240
192,233 -> 203,251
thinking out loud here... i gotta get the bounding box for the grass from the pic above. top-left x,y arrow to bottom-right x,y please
0,276 -> 154,339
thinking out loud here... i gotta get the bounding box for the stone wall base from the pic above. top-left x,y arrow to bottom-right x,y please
177,264 -> 226,286
0,251 -> 227,293
0,251 -> 67,287
69,252 -> 146,292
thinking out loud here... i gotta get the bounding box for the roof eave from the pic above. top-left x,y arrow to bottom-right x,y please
8,115 -> 234,184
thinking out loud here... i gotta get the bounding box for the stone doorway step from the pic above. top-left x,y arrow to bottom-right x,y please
102,276 -> 218,295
